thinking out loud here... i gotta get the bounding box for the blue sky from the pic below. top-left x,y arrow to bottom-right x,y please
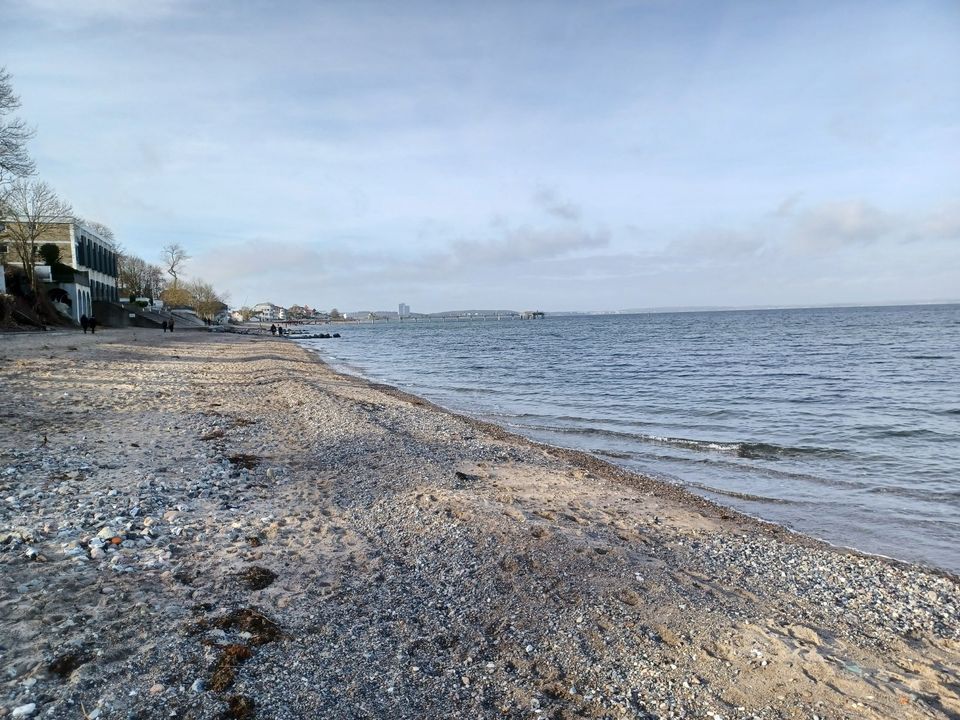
2,0 -> 958,311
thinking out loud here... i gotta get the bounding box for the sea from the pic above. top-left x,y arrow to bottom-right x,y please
298,304 -> 960,575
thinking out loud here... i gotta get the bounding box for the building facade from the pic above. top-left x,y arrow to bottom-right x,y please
252,302 -> 286,321
0,221 -> 119,322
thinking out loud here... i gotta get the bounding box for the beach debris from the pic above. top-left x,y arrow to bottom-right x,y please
48,650 -> 92,678
209,643 -> 252,692
228,454 -> 260,470
214,608 -> 282,645
222,695 -> 256,719
236,566 -> 277,590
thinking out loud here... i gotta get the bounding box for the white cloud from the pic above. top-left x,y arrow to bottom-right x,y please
446,224 -> 609,267
914,202 -> 960,242
788,200 -> 896,250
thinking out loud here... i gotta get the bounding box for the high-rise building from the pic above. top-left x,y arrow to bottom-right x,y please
399,302 -> 410,318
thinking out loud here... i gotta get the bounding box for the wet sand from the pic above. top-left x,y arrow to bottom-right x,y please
0,329 -> 957,719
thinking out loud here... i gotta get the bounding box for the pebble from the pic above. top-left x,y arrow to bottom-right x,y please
11,704 -> 36,718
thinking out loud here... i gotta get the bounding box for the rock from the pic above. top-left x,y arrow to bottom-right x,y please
11,704 -> 36,718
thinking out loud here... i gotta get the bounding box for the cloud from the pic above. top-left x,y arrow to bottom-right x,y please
914,202 -> 960,242
189,195 -> 957,311
664,197 -> 959,266
446,224 -> 609,267
533,186 -> 581,222
669,228 -> 767,263
188,190 -> 611,309
412,189 -> 606,270
773,193 -> 803,218
787,200 -> 896,250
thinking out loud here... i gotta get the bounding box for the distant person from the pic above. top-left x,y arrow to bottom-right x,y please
169,319 -> 175,333
270,324 -> 277,336
88,317 -> 98,334
80,315 -> 89,334
162,320 -> 168,333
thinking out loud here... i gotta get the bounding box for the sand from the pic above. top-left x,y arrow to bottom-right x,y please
0,328 -> 957,719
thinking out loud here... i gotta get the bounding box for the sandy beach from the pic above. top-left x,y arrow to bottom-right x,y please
0,328 -> 957,719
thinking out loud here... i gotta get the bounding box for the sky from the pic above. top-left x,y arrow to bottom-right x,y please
2,0 -> 958,312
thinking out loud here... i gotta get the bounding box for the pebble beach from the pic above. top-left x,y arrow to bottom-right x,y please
1,329 -> 958,719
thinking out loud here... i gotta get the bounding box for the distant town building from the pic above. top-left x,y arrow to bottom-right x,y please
399,302 -> 410,318
252,302 -> 286,321
287,304 -> 320,320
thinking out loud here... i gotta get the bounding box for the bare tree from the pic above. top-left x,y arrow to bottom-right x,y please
118,250 -> 168,300
145,262 -> 166,298
186,279 -> 227,320
82,220 -> 115,243
161,242 -> 189,288
160,284 -> 194,308
1,179 -> 73,290
117,253 -> 149,297
0,67 -> 36,189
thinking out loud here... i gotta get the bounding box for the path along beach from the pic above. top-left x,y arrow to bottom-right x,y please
0,329 -> 957,719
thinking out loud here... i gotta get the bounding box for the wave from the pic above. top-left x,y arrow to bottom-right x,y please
591,449 -> 635,460
512,422 -> 844,460
686,482 -> 796,504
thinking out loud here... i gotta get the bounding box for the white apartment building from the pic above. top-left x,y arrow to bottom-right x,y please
0,220 -> 119,322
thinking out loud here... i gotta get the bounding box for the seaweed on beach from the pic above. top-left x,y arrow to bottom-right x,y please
209,643 -> 252,692
237,566 -> 277,590
221,695 -> 256,719
228,453 -> 261,469
48,650 -> 92,678
214,608 -> 282,645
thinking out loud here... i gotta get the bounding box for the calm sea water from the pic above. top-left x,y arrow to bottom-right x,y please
299,305 -> 960,574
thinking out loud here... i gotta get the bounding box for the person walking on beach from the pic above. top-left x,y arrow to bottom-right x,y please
169,319 -> 174,332
88,317 -> 98,334
80,315 -> 89,334
270,324 -> 277,336
162,320 -> 168,333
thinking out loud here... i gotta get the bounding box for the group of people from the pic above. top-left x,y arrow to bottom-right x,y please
78,316 -> 180,333
269,324 -> 286,336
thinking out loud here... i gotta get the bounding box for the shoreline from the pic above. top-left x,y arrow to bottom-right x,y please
1,329 -> 958,719
301,343 -> 960,584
